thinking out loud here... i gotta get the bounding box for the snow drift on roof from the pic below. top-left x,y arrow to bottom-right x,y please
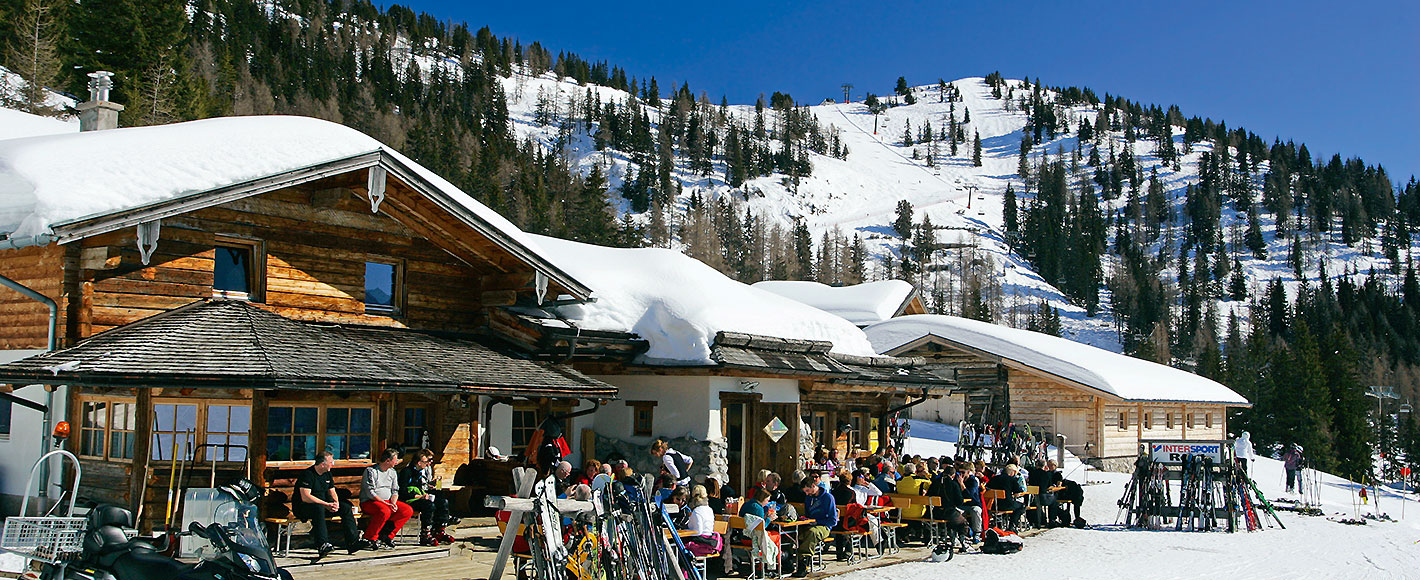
752,279 -> 915,325
0,108 -> 77,142
530,234 -> 878,364
864,314 -> 1248,405
0,115 -> 558,272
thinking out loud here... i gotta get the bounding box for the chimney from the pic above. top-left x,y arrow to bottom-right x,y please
76,71 -> 123,132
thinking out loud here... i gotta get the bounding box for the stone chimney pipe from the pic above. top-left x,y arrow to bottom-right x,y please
77,71 -> 123,132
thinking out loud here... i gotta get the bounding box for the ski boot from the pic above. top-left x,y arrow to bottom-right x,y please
419,527 -> 440,546
435,525 -> 455,544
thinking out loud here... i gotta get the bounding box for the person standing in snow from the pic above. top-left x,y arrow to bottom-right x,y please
1282,444 -> 1304,493
1234,432 -> 1256,474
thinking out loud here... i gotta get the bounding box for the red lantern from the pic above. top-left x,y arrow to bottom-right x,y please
53,421 -> 70,439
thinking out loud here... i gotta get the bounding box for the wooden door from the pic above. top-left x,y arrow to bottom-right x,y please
1054,408 -> 1089,457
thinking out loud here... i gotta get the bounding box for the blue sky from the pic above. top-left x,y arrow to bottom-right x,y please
399,0 -> 1418,182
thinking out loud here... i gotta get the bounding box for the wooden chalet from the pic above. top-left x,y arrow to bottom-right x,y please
865,315 -> 1251,471
0,115 -> 615,528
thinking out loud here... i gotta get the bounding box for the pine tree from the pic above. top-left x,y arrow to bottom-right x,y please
972,131 -> 982,167
4,0 -> 63,115
1003,184 -> 1018,237
893,199 -> 914,238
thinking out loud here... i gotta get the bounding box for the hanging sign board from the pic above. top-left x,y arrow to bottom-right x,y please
1146,440 -> 1227,465
764,417 -> 789,443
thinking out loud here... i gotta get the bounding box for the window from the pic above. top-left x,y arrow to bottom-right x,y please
1187,413 -> 1195,428
1166,413 -> 1174,429
266,405 -> 319,462
811,412 -> 829,446
364,261 -> 400,315
1143,412 -> 1152,430
109,402 -> 136,460
152,403 -> 199,461
511,408 -> 539,451
325,407 -> 373,461
1205,413 -> 1213,429
401,407 -> 428,451
1118,411 -> 1128,431
628,401 -> 656,437
205,404 -> 251,462
212,238 -> 263,301
79,400 -> 107,458
79,398 -> 137,461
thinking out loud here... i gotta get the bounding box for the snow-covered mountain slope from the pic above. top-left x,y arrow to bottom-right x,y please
500,70 -> 1412,355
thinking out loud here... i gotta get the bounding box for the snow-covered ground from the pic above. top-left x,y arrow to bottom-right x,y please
863,429 -> 1420,579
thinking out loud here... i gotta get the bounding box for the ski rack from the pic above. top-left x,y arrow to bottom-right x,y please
1119,440 -> 1281,533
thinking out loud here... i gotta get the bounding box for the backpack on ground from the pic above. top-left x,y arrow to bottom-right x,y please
981,527 -> 1023,554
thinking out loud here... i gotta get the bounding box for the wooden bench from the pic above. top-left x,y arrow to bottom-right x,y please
985,489 -> 1017,530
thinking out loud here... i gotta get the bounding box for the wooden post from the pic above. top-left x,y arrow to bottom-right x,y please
488,467 -> 538,580
130,388 -> 152,528
250,391 -> 269,488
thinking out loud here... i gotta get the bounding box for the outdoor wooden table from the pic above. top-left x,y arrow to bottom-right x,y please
771,518 -> 818,555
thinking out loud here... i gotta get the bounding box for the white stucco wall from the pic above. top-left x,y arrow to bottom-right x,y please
583,375 -> 800,443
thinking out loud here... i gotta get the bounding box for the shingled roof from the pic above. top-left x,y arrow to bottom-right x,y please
0,300 -> 616,399
709,331 -> 954,391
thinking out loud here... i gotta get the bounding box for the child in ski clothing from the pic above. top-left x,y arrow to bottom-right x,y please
1283,445 -> 1304,493
1359,486 -> 1368,504
360,448 -> 415,547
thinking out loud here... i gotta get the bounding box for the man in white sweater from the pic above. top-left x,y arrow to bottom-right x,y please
360,448 -> 414,549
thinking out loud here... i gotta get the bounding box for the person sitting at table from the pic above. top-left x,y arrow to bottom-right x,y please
740,486 -> 776,521
850,471 -> 883,505
682,485 -> 724,557
360,448 -> 415,550
781,470 -> 807,504
666,487 -> 690,529
956,462 -> 984,541
589,462 -> 615,492
794,477 -> 838,577
705,476 -> 738,515
398,448 -> 453,546
872,462 -> 897,494
654,474 -> 678,505
830,471 -> 857,506
572,459 -> 599,488
749,471 -> 787,511
986,464 -> 1026,529
1026,460 -> 1060,527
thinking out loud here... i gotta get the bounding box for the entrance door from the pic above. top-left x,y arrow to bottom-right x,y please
724,403 -> 745,491
1054,409 -> 1089,457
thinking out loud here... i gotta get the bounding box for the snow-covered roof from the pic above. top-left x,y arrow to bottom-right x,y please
752,280 -> 917,325
864,314 -> 1249,405
0,108 -> 77,142
0,115 -> 585,295
529,235 -> 878,364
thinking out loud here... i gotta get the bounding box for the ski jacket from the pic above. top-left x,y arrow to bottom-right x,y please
1234,433 -> 1256,460
804,489 -> 839,528
1283,449 -> 1302,470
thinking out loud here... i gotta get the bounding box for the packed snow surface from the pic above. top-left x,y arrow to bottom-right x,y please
865,314 -> 1248,405
838,454 -> 1420,579
0,108 -> 76,141
751,280 -> 915,326
529,234 -> 878,364
0,116 -> 566,281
